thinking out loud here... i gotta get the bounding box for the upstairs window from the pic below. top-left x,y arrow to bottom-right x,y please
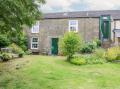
31,21 -> 39,33
31,37 -> 39,49
69,20 -> 78,32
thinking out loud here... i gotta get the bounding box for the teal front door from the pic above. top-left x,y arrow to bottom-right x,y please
51,38 -> 58,55
100,16 -> 111,39
101,21 -> 110,39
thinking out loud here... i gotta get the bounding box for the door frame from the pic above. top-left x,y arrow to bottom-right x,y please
48,36 -> 60,55
100,15 -> 111,40
51,38 -> 59,55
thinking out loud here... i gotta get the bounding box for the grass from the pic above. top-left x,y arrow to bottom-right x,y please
0,55 -> 120,89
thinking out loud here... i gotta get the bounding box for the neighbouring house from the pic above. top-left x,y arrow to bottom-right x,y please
26,10 -> 120,55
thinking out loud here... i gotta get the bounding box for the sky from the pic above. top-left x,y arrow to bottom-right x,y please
40,0 -> 120,13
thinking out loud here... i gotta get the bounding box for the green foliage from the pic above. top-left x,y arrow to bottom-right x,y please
0,0 -> 45,35
18,52 -> 24,58
94,39 -> 101,47
25,49 -> 32,55
1,53 -> 12,62
11,33 -> 28,51
0,35 -> 10,48
71,56 -> 87,65
94,48 -> 106,59
71,52 -> 106,65
85,55 -> 105,64
9,43 -> 24,54
80,42 -> 96,54
60,32 -> 81,61
105,46 -> 120,62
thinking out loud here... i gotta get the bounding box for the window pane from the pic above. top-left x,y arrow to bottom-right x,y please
32,38 -> 38,42
31,21 -> 39,33
70,26 -> 77,31
32,44 -> 38,48
70,20 -> 77,25
69,20 -> 78,32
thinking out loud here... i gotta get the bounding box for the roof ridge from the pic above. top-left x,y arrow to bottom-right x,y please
44,10 -> 120,14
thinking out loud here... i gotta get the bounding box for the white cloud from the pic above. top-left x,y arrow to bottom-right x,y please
41,0 -> 80,12
41,0 -> 120,13
84,0 -> 120,10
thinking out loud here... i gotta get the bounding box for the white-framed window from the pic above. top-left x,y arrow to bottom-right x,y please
31,21 -> 39,33
115,21 -> 120,29
69,20 -> 78,32
31,37 -> 39,49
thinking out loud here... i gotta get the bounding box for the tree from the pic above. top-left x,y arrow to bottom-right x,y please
0,35 -> 10,48
60,32 -> 81,61
0,0 -> 45,34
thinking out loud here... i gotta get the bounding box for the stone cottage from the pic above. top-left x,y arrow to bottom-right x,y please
26,10 -> 120,55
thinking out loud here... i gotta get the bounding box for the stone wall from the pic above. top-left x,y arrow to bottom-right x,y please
26,18 -> 100,54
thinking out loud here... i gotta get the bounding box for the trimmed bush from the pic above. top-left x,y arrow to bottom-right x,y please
106,46 -> 120,62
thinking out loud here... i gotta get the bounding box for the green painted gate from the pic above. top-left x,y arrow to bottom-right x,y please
51,38 -> 59,55
100,15 -> 111,39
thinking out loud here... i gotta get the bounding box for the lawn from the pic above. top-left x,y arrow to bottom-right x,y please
0,55 -> 120,89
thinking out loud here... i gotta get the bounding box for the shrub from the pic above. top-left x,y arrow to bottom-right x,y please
94,39 -> 101,47
60,32 -> 81,61
18,50 -> 24,58
71,56 -> 87,65
94,48 -> 105,59
80,42 -> 96,54
11,33 -> 28,51
0,35 -> 10,48
9,43 -> 24,54
80,45 -> 93,53
106,46 -> 120,62
1,53 -> 12,62
86,55 -> 105,64
71,54 -> 105,65
25,49 -> 32,55
9,43 -> 24,58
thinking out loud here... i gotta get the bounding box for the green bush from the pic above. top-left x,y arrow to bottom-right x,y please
105,46 -> 120,62
25,49 -> 32,55
60,32 -> 81,61
80,45 -> 93,53
0,35 -> 10,48
9,43 -> 24,58
94,48 -> 105,59
9,43 -> 24,54
18,51 -> 24,58
11,33 -> 28,51
86,55 -> 105,64
71,54 -> 105,65
1,53 -> 12,62
94,39 -> 101,47
71,56 -> 87,65
80,42 -> 96,54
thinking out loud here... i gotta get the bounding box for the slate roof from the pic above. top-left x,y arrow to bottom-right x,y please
44,10 -> 120,20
